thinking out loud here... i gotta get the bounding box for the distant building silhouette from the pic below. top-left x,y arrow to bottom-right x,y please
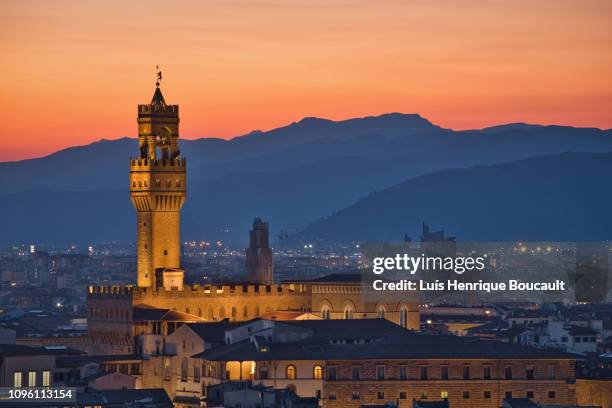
245,218 -> 274,284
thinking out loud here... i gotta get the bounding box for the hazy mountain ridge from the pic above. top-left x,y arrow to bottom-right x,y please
1,113 -> 611,245
296,152 -> 612,243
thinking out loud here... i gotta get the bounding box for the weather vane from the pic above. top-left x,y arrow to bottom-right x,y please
155,65 -> 162,87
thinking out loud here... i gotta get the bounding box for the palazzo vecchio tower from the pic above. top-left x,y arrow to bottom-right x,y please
129,73 -> 186,289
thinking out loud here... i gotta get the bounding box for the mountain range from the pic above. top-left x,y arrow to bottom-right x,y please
0,113 -> 611,247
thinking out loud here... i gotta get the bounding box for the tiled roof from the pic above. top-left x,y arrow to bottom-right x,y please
196,319 -> 577,362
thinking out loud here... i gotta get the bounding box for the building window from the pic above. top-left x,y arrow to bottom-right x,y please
286,365 -> 296,380
259,366 -> 268,380
28,371 -> 36,387
399,307 -> 408,328
399,391 -> 407,399
376,366 -> 385,380
352,366 -> 360,380
505,391 -> 512,399
328,392 -> 336,400
441,366 -> 449,380
194,365 -> 201,382
313,365 -> 323,380
181,358 -> 188,382
327,367 -> 336,380
463,366 -> 470,380
527,391 -> 534,399
505,366 -> 512,380
548,365 -> 556,380
14,372 -> 22,388
526,366 -> 534,380
376,305 -> 386,318
420,391 -> 428,400
321,306 -> 331,320
548,391 -> 556,399
463,391 -> 470,399
344,306 -> 354,319
377,391 -> 385,400
484,391 -> 491,399
420,366 -> 428,380
484,366 -> 491,380
441,391 -> 448,399
164,359 -> 171,381
399,366 -> 407,380
352,391 -> 360,400
42,371 -> 50,387
163,249 -> 168,255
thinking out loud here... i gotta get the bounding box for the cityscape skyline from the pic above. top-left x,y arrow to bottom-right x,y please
1,0 -> 611,161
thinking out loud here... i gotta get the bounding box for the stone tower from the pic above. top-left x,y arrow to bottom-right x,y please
130,78 -> 186,289
245,218 -> 273,284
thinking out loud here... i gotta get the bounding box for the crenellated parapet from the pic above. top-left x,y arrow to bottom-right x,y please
88,283 -> 309,300
138,103 -> 179,115
88,285 -> 135,299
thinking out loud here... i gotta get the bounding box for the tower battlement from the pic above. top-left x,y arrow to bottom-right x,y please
138,104 -> 179,115
88,285 -> 134,298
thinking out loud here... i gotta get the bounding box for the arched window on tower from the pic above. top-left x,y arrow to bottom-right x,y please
313,365 -> 323,379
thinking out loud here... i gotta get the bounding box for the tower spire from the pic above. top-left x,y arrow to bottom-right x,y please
155,65 -> 162,87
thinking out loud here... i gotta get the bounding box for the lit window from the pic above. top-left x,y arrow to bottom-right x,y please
286,365 -> 296,380
313,365 -> 323,380
441,391 -> 448,399
28,371 -> 36,387
14,372 -> 22,388
42,371 -> 50,387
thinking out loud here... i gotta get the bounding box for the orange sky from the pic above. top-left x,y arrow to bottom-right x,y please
1,0 -> 611,161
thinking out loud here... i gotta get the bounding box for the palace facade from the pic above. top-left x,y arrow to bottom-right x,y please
87,82 -> 420,355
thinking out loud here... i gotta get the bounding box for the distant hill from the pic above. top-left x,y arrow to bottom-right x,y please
296,152 -> 612,242
0,113 -> 611,246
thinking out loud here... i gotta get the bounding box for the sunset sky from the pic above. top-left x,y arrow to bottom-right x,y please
1,0 -> 611,161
